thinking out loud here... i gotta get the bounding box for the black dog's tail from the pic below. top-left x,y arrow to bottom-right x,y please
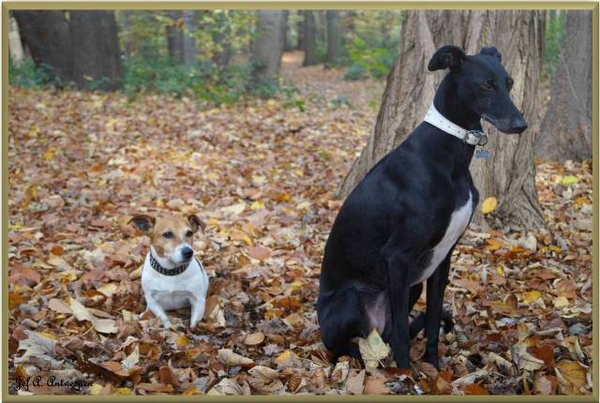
409,309 -> 454,339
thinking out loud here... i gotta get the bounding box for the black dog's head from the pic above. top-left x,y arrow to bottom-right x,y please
428,45 -> 527,134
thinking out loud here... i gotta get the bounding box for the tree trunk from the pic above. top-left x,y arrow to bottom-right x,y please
303,11 -> 317,66
8,15 -> 25,65
296,11 -> 305,51
325,10 -> 341,68
337,10 -> 545,231
537,11 -> 592,162
166,10 -> 184,63
251,10 -> 285,81
13,10 -> 73,83
120,11 -> 134,58
70,11 -> 124,91
181,10 -> 196,66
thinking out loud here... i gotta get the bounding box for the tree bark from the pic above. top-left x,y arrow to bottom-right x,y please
251,10 -> 285,81
8,15 -> 25,65
537,11 -> 592,162
181,10 -> 196,66
325,10 -> 341,68
337,10 -> 546,231
296,11 -> 305,51
13,10 -> 73,83
302,11 -> 318,66
69,11 -> 124,91
166,10 -> 184,63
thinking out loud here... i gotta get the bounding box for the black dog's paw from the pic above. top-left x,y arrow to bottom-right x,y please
409,309 -> 454,339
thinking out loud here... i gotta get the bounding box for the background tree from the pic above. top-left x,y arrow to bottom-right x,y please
14,10 -> 123,91
325,10 -> 341,67
13,10 -> 73,84
537,11 -> 592,162
302,11 -> 317,66
337,10 -> 546,230
8,15 -> 25,65
251,10 -> 286,82
69,11 -> 123,90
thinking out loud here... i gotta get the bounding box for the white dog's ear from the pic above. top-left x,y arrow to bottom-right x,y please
129,214 -> 156,233
188,215 -> 206,234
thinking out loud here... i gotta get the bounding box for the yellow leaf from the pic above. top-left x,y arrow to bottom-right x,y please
175,335 -> 191,349
485,238 -> 505,251
495,265 -> 505,277
560,175 -> 578,186
481,197 -> 498,214
43,148 -> 56,161
522,291 -> 542,304
97,283 -> 118,298
89,383 -> 104,395
574,196 -> 588,206
555,360 -> 587,392
250,200 -> 265,210
115,387 -> 132,395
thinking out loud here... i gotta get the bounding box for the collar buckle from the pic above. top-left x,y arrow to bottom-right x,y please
465,130 -> 488,146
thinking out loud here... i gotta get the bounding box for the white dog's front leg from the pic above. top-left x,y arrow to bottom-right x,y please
144,295 -> 172,328
190,298 -> 206,328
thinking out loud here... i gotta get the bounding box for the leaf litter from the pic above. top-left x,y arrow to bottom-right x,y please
7,56 -> 593,395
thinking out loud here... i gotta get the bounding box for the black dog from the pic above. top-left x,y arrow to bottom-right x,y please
317,45 -> 527,369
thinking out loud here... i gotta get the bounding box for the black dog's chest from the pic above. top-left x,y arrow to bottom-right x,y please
410,189 -> 474,286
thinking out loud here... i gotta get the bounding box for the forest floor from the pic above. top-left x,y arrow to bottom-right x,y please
7,52 -> 594,396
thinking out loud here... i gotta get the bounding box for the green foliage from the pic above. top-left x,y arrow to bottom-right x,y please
122,57 -> 295,107
9,59 -> 48,88
543,11 -> 567,80
343,11 -> 402,80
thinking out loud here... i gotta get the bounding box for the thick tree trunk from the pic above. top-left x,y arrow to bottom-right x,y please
70,11 -> 124,91
181,10 -> 196,66
13,10 -> 73,83
296,11 -> 305,51
251,10 -> 285,81
166,10 -> 184,63
325,10 -> 341,67
8,15 -> 25,65
537,11 -> 592,162
302,11 -> 318,66
337,10 -> 545,231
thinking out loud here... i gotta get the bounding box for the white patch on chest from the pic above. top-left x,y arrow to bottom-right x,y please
411,192 -> 473,286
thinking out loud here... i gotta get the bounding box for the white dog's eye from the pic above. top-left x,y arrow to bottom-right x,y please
163,231 -> 174,239
185,230 -> 194,237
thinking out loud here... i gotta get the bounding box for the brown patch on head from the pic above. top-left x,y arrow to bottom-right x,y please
150,214 -> 198,258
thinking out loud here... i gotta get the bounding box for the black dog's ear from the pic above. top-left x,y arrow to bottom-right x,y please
129,214 -> 156,234
480,46 -> 502,62
428,45 -> 467,72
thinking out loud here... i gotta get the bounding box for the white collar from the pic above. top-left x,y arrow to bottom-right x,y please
423,103 -> 488,146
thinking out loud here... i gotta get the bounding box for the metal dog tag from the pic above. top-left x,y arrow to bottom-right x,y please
475,149 -> 491,159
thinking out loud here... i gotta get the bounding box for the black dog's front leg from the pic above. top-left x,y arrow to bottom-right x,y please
424,252 -> 452,369
387,253 -> 412,369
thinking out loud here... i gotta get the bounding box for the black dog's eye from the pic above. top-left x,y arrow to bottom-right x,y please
506,78 -> 514,90
185,230 -> 194,237
481,81 -> 494,91
163,231 -> 174,239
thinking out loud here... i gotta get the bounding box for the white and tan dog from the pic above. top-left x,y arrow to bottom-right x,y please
129,213 -> 209,328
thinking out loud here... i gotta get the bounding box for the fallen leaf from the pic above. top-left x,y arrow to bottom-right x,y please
217,349 -> 254,367
481,197 -> 498,214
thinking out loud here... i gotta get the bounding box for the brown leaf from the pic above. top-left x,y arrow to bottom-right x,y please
247,245 -> 271,260
462,383 -> 489,395
364,376 -> 390,395
346,369 -> 366,395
